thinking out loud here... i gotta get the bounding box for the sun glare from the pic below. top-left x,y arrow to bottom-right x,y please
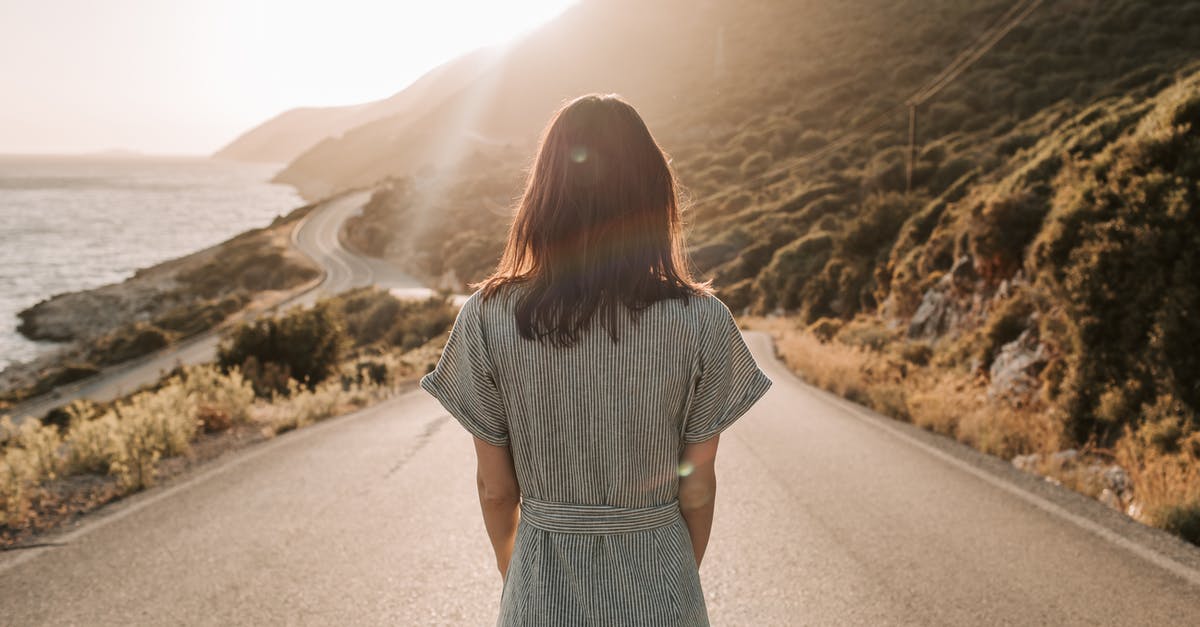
0,0 -> 579,154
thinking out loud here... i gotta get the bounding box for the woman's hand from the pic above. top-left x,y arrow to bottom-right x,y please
679,435 -> 720,568
473,436 -> 521,578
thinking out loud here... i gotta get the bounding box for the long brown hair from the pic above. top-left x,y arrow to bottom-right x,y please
475,93 -> 712,346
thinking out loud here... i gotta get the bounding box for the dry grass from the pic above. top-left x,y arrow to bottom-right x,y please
0,349 -> 426,542
905,375 -> 1064,459
1113,403 -> 1200,543
253,369 -> 392,437
748,315 -> 1060,460
742,315 -> 1200,545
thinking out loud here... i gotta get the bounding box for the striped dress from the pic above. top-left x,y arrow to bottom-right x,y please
420,284 -> 772,626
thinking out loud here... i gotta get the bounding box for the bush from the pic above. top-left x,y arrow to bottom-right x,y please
218,301 -> 347,394
807,317 -> 843,342
1159,505 -> 1200,545
739,151 -> 772,179
180,364 -> 256,425
966,190 -> 1046,283
1,416 -> 65,525
89,323 -> 173,366
105,384 -> 200,490
65,411 -> 116,476
754,232 -> 835,314
332,287 -> 457,353
57,365 -> 251,489
1030,77 -> 1200,444
238,356 -> 293,397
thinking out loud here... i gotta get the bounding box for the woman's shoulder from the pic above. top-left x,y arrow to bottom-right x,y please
678,290 -> 736,321
466,282 -> 527,321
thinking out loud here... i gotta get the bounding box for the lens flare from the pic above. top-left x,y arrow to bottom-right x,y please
677,461 -> 694,477
570,145 -> 589,163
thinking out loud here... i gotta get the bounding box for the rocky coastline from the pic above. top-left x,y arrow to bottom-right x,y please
0,204 -> 321,410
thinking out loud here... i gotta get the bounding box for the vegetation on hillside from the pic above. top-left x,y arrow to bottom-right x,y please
737,65 -> 1200,543
321,0 -> 1200,542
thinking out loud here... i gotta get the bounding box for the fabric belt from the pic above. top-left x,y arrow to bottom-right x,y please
519,496 -> 682,534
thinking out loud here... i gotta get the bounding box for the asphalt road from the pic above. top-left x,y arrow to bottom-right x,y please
2,332 -> 1199,625
6,190 -> 428,424
289,190 -> 432,304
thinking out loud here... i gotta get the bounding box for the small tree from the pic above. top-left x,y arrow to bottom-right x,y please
218,301 -> 347,395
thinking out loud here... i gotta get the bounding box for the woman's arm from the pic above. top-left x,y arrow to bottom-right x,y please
472,436 -> 521,578
678,435 -> 720,568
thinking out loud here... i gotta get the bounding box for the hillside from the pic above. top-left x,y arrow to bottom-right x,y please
229,0 -> 1200,541
213,48 -> 500,164
269,0 -> 741,199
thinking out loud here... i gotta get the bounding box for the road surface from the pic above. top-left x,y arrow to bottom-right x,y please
2,332 -> 1199,625
3,188 -> 1199,624
6,190 -> 428,424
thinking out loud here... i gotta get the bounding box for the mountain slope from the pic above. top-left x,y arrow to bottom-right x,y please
270,0 -> 742,198
213,48 -> 500,164
302,0 -> 1200,542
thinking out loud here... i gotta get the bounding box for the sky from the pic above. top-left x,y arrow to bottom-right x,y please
0,0 -> 578,155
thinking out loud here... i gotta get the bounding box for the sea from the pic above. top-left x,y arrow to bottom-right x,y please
0,155 -> 304,372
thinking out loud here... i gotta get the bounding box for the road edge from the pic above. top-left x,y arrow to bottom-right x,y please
743,330 -> 1200,588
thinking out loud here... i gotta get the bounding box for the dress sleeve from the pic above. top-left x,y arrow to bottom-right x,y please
682,300 -> 773,444
419,292 -> 509,447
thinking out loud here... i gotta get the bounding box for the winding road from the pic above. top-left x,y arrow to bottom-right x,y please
3,193 -> 1200,625
7,190 -> 427,423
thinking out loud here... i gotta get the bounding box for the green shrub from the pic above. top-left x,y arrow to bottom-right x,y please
1030,76 -> 1200,444
217,301 -> 347,394
1159,504 -> 1200,545
966,191 -> 1047,283
180,238 -> 318,298
89,323 -> 173,366
330,287 -> 456,353
754,232 -> 835,314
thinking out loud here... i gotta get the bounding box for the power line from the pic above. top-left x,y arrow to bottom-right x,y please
910,0 -> 1045,106
908,0 -> 1040,106
906,0 -> 1043,190
693,0 -> 1045,208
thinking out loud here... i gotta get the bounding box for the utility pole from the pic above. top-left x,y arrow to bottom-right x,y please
906,104 -> 917,193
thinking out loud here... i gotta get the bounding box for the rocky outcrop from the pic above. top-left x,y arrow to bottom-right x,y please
2,208 -> 320,404
18,275 -> 185,342
987,328 -> 1047,403
1012,449 -> 1135,514
906,255 -> 977,340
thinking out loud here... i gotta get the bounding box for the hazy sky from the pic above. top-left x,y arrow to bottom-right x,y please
0,0 -> 577,155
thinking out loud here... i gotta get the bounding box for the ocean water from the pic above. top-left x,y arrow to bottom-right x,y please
0,156 -> 303,372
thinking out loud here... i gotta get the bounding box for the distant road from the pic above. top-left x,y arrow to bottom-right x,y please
7,190 -> 428,423
2,332 -> 1198,625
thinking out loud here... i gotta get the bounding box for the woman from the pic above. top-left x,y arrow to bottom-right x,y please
420,93 -> 772,625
